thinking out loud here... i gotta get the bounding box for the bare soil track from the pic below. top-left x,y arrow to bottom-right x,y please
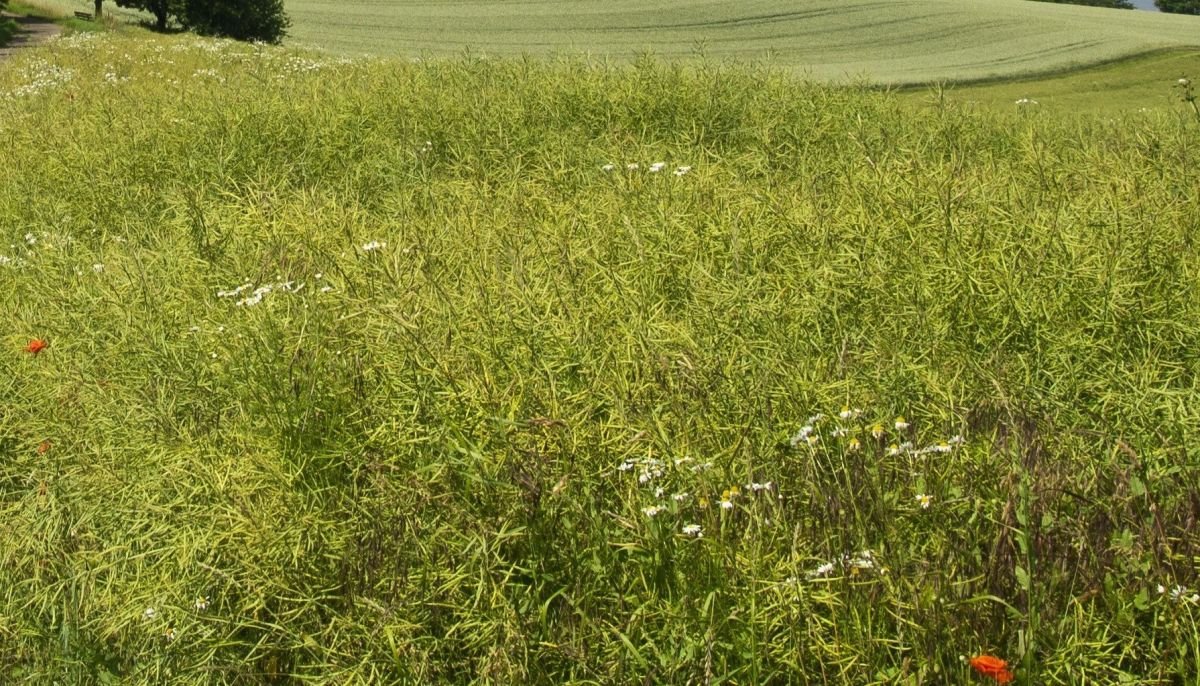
0,12 -> 62,61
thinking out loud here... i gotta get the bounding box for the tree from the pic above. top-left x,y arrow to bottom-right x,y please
1156,0 -> 1200,13
114,0 -> 183,32
1029,0 -> 1134,7
182,0 -> 289,43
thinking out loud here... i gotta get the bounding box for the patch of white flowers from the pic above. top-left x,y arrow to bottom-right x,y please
805,550 -> 882,580
601,162 -> 695,176
216,280 -> 305,307
13,57 -> 72,92
53,32 -> 105,49
1159,584 -> 1200,604
790,409 -> 963,460
193,68 -> 225,83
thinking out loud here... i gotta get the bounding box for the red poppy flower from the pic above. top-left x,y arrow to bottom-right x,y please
37,441 -> 51,455
25,339 -> 47,355
969,655 -> 1015,684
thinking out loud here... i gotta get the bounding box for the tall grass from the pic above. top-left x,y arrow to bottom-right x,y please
1,32 -> 1199,684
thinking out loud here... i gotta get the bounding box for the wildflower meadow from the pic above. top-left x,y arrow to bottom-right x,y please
1,30 -> 1199,685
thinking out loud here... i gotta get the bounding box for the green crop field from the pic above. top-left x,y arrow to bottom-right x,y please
281,0 -> 1200,84
904,48 -> 1200,114
27,0 -> 1200,86
2,11 -> 1200,686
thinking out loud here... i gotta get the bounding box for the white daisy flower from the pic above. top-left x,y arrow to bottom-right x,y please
808,562 -> 836,578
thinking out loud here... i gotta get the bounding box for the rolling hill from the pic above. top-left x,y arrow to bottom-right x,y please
283,0 -> 1200,83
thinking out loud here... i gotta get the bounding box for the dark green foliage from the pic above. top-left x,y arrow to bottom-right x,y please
113,0 -> 183,31
0,0 -> 15,46
1156,0 -> 1200,12
1029,0 -> 1134,7
182,0 -> 289,43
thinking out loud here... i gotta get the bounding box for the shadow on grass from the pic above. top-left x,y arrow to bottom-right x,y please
0,12 -> 61,56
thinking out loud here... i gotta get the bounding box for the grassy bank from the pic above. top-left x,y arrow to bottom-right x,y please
1,33 -> 1199,684
906,49 -> 1200,113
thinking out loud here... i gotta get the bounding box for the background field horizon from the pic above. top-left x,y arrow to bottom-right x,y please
11,0 -> 1200,84
282,0 -> 1200,84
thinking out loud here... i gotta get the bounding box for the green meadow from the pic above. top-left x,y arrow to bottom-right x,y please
2,6 -> 1199,686
911,49 -> 1200,114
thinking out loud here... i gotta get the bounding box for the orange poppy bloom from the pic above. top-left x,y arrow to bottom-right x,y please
969,655 -> 1014,684
37,441 -> 51,455
25,338 -> 47,355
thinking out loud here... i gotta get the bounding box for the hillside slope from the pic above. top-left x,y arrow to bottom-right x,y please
285,0 -> 1200,83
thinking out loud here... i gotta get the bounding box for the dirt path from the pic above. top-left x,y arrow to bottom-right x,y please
0,12 -> 63,61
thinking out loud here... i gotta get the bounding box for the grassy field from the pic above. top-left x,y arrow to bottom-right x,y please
3,29 -> 1200,685
903,48 -> 1200,113
21,0 -> 1200,93
277,0 -> 1200,84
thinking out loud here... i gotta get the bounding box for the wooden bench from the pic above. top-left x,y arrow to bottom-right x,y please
73,11 -> 93,21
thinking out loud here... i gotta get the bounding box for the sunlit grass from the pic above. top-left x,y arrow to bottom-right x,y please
1,32 -> 1199,684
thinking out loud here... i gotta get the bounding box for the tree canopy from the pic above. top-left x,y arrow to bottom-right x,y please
1156,0 -> 1200,13
1030,0 -> 1135,8
184,0 -> 289,43
113,0 -> 181,32
114,0 -> 289,41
